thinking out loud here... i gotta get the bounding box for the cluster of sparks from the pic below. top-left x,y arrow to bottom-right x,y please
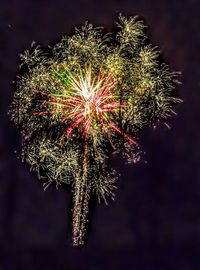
9,15 -> 180,246
33,65 -> 138,147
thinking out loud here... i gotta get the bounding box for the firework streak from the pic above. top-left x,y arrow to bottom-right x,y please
9,15 -> 181,245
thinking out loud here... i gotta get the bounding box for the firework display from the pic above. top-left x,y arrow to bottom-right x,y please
9,15 -> 180,246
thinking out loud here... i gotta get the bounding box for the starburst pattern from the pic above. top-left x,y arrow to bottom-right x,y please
9,15 -> 181,246
33,65 -> 138,147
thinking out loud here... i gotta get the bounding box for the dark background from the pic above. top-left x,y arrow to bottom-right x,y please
0,0 -> 200,269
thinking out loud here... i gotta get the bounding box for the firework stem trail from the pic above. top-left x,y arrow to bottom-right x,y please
72,141 -> 90,246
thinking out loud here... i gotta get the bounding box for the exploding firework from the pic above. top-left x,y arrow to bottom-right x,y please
9,15 -> 181,245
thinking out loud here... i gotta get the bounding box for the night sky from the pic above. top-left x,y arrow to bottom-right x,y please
1,0 -> 200,269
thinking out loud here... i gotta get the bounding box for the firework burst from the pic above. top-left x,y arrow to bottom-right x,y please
33,65 -> 138,147
9,15 -> 181,246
